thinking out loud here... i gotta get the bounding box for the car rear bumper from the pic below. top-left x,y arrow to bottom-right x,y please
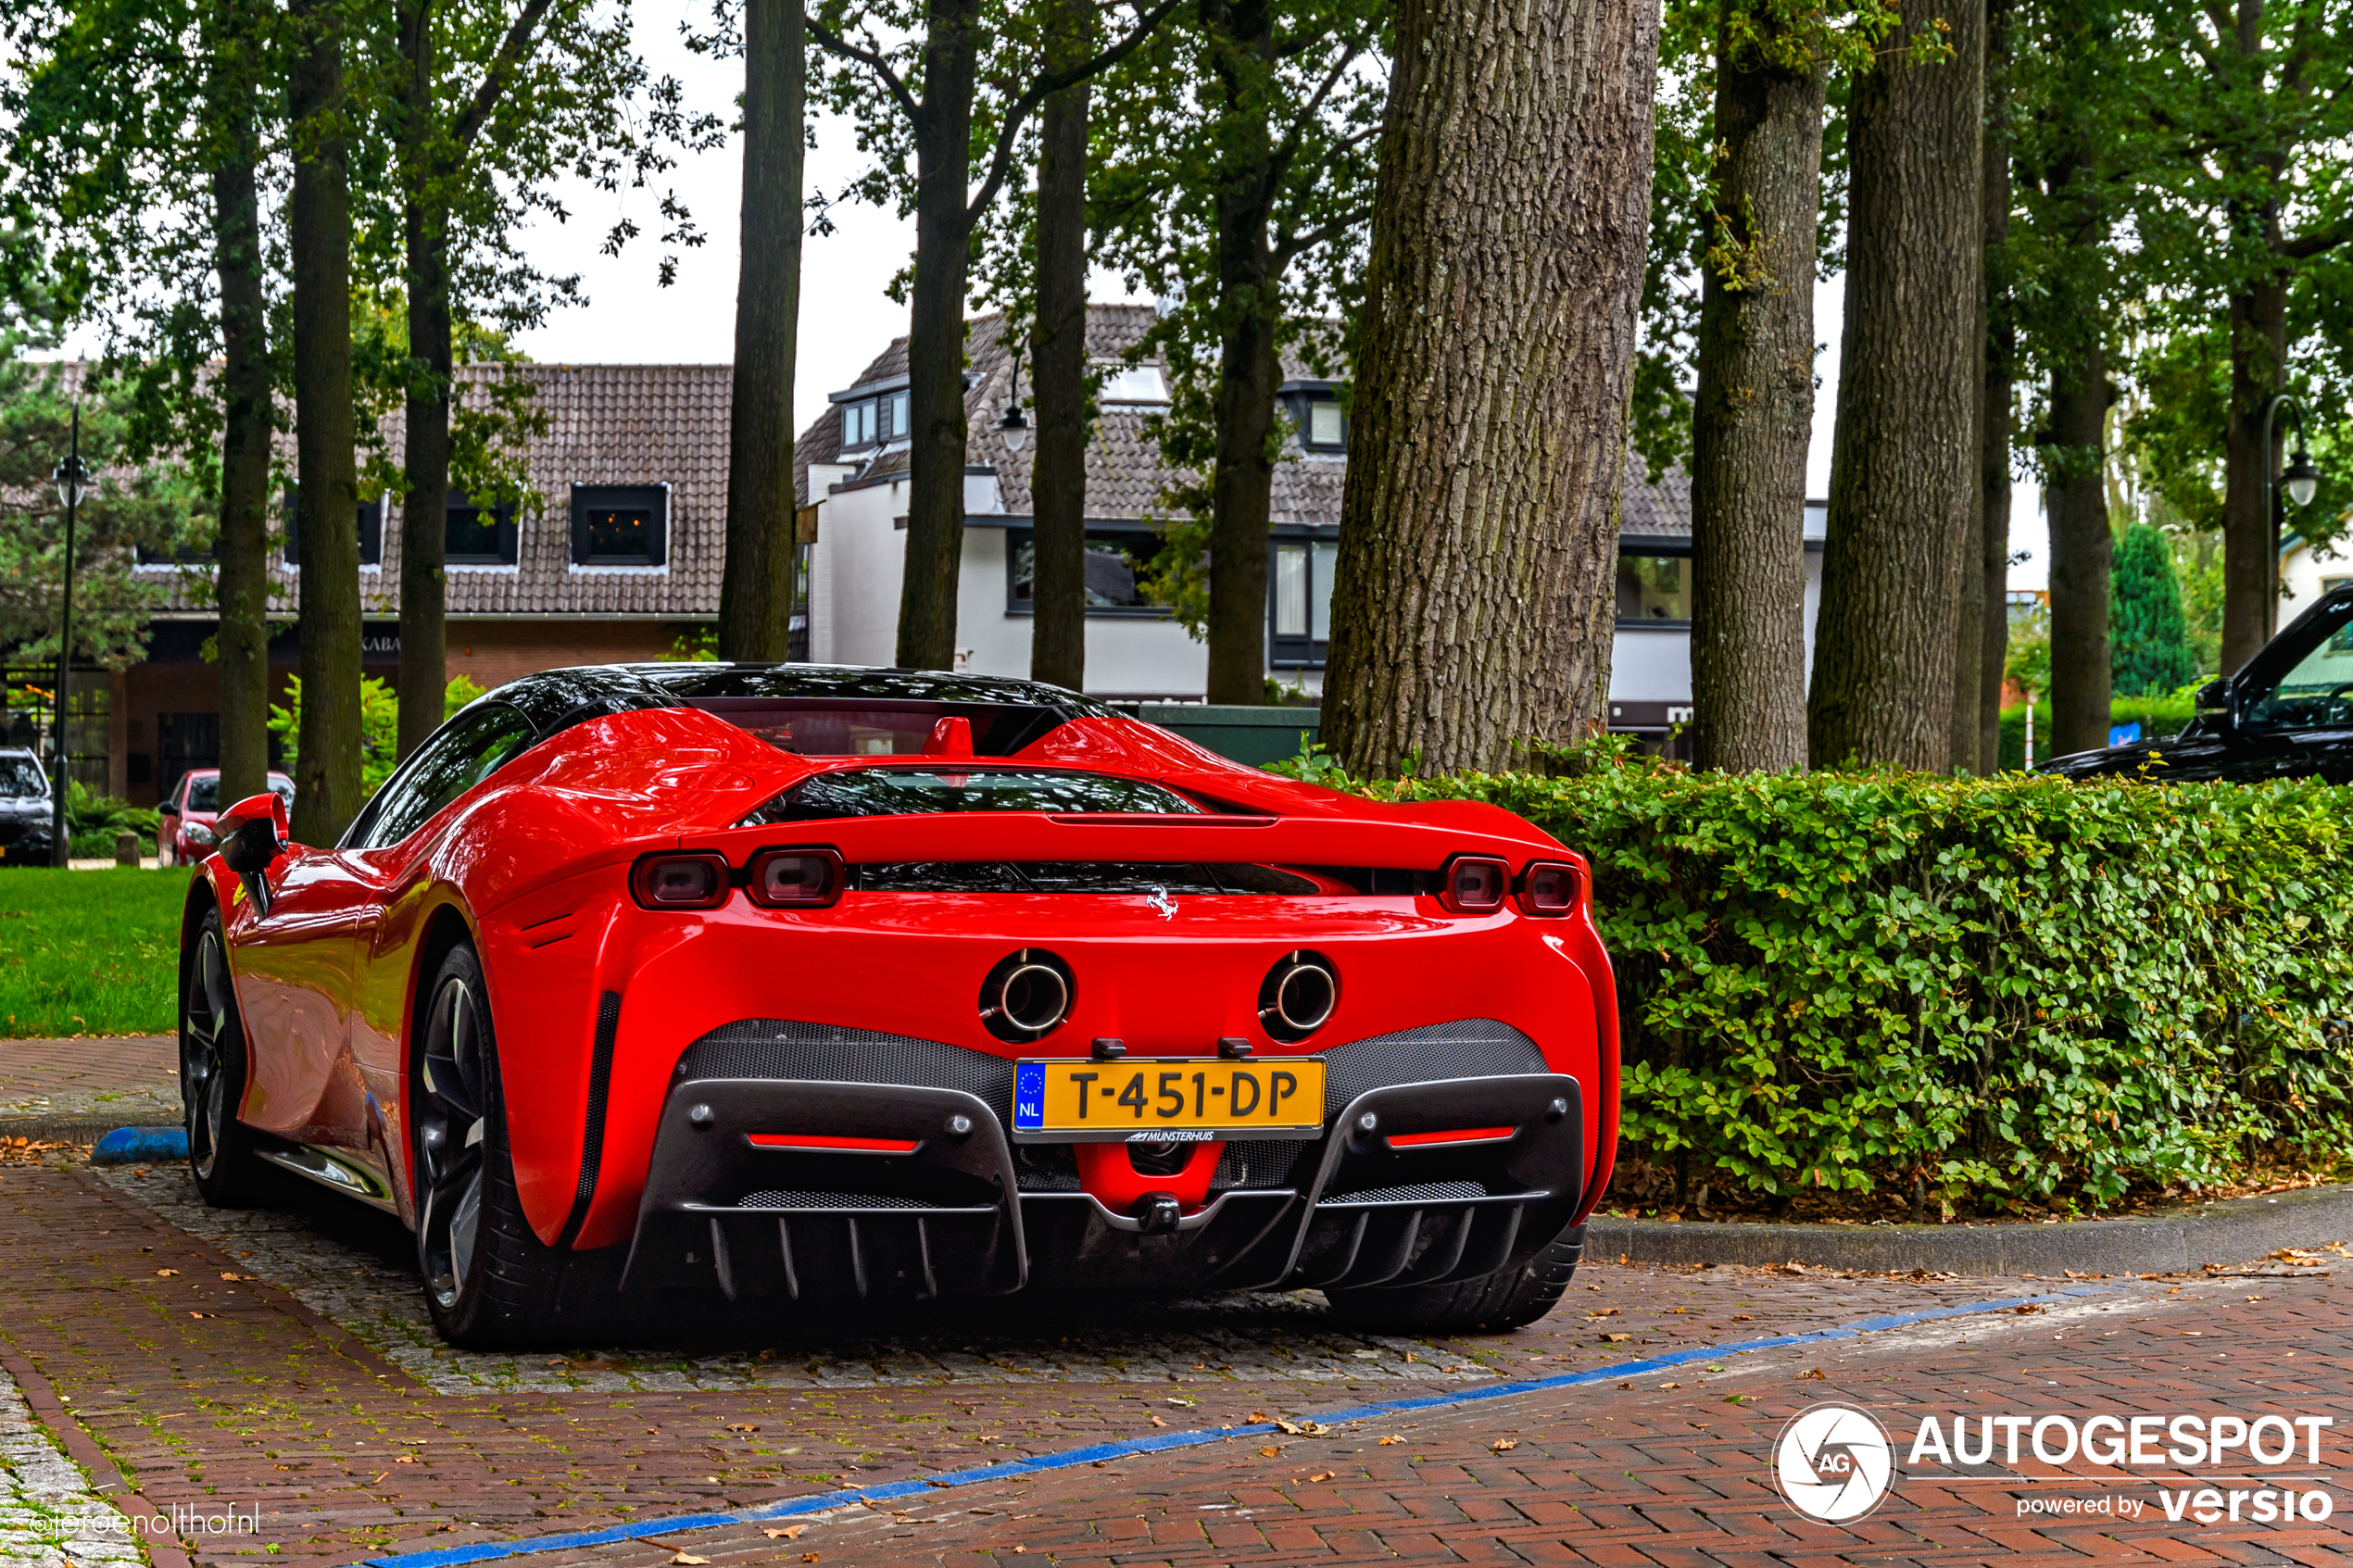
620,1017 -> 1586,1299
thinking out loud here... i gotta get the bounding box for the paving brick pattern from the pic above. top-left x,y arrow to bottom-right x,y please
0,1036 -> 175,1117
0,1164 -> 2074,1567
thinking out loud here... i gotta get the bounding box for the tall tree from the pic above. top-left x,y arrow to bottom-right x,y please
1026,0 -> 1092,690
1090,0 -> 1382,700
1322,0 -> 1660,772
808,0 -> 1181,671
1973,0 -> 2013,771
287,0 -> 363,843
2043,335 -> 2111,753
1805,0 -> 1984,771
1688,0 -> 1851,773
2110,520 -> 2194,694
212,0 -> 272,802
390,0 -> 667,751
719,0 -> 808,664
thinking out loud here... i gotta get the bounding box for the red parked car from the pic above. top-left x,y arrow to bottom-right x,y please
157,768 -> 296,867
178,665 -> 1620,1348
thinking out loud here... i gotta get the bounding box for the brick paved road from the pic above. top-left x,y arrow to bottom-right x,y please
0,1035 -> 175,1119
0,1160 -> 2173,1568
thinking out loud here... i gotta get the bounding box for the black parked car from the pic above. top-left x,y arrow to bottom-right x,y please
0,746 -> 56,865
2043,583 -> 2353,783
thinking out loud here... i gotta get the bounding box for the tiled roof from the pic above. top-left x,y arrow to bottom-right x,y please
145,362 -> 736,620
798,305 -> 1682,536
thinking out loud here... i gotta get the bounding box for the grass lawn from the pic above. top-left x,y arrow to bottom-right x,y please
0,868 -> 189,1038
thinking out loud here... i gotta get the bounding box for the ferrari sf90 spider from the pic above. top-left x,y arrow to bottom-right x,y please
179,665 -> 1618,1347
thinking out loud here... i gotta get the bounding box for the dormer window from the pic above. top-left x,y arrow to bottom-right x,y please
840,388 -> 909,451
1278,383 -> 1347,452
1097,365 -> 1168,404
1307,401 -> 1344,447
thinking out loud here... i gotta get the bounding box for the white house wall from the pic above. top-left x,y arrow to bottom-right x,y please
2279,538 -> 2353,626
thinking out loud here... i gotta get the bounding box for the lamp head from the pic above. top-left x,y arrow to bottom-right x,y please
52,454 -> 90,510
2284,451 -> 2321,508
997,406 -> 1029,453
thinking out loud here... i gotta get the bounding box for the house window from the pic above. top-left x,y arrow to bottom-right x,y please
1097,365 -> 1168,404
282,493 -> 384,568
839,389 -> 908,452
445,492 -> 520,565
569,484 -> 668,567
1269,536 -> 1339,667
1005,528 -> 1169,615
1617,554 -> 1689,623
1306,401 -> 1344,448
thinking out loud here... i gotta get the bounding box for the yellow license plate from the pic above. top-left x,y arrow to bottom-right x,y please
1012,1058 -> 1326,1140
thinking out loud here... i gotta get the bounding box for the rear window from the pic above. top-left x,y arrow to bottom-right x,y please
686,698 -> 1063,757
0,756 -> 42,798
745,768 -> 1203,822
182,774 -> 294,812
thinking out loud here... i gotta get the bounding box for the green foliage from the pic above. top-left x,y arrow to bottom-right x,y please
2110,522 -> 2196,696
1350,764 -> 2353,1210
0,866 -> 186,1037
64,779 -> 158,843
271,672 -> 481,802
0,350 -> 207,667
666,623 -> 721,662
2004,601 -> 2050,698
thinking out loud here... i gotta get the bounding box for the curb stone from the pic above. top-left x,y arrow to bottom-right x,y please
1586,1181 -> 2353,1275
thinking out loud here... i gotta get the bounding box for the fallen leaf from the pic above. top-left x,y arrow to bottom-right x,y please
1491,1438 -> 1518,1451
2183,1331 -> 2202,1336
1259,1446 -> 1280,1458
1164,1397 -> 1193,1407
219,1272 -> 240,1281
1308,1471 -> 1333,1482
1730,1315 -> 1754,1322
670,1556 -> 709,1565
2011,1304 -> 2043,1315
1150,1415 -> 1168,1427
1600,1333 -> 1630,1343
1273,1419 -> 1335,1436
804,1555 -> 821,1563
1803,1367 -> 1825,1380
189,1311 -> 211,1319
761,1526 -> 805,1540
394,1455 -> 420,1465
1378,1436 -> 1403,1446
1658,1382 -> 1681,1391
1586,1308 -> 1620,1318
156,1269 -> 178,1276
728,1423 -> 759,1433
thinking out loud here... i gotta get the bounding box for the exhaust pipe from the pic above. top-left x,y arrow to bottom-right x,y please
1259,950 -> 1338,1042
980,949 -> 1075,1041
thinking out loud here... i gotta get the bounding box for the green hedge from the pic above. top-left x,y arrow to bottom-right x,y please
1996,695 -> 2196,771
1353,765 -> 2353,1211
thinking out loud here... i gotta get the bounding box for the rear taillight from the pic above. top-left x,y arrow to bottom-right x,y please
1439,855 -> 1509,913
630,852 -> 731,909
1516,860 -> 1579,916
745,847 -> 844,909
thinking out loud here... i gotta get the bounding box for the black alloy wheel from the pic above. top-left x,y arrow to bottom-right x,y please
410,942 -> 580,1348
181,907 -> 268,1205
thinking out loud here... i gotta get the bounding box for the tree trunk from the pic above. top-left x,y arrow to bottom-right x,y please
895,0 -> 980,671
397,0 -> 452,760
287,0 -> 363,845
1321,0 -> 1659,774
2045,337 -> 2110,757
1688,17 -> 1824,774
1806,0 -> 1984,771
209,0 -> 271,806
2221,276 -> 2285,670
398,189 -> 450,760
1976,0 -> 2013,771
721,0 -> 806,663
1201,0 -> 1277,706
1027,0 -> 1091,691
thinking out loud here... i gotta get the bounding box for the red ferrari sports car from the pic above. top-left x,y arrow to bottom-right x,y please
179,665 -> 1618,1348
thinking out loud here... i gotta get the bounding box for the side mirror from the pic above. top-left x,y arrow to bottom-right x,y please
157,801 -> 181,817
2196,679 -> 2231,716
216,791 -> 289,874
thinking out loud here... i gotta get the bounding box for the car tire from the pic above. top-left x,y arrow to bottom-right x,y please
181,907 -> 272,1206
412,942 -> 585,1348
1323,1231 -> 1583,1336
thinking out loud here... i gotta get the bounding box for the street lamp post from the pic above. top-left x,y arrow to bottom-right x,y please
997,344 -> 1030,454
2259,393 -> 2322,638
49,403 -> 90,868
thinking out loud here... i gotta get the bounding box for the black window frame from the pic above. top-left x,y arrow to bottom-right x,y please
282,491 -> 384,568
1615,543 -> 1692,629
1002,523 -> 1174,619
445,489 -> 521,566
1279,390 -> 1348,454
1267,529 -> 1340,669
568,483 -> 668,567
342,699 -> 540,850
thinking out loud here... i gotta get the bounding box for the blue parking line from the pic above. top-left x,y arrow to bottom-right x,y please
359,1284 -> 2111,1568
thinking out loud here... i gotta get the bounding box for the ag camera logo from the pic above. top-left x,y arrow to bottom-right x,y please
1775,1403 -> 1896,1524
